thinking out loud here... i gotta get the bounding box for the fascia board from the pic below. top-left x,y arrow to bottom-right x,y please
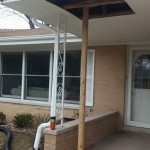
0,35 -> 82,46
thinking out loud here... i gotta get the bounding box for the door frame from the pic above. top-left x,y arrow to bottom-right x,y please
125,46 -> 150,128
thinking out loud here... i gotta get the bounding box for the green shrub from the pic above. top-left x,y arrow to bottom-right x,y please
13,113 -> 33,128
0,112 -> 6,125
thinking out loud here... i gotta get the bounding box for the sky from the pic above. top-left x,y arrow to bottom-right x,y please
0,4 -> 30,29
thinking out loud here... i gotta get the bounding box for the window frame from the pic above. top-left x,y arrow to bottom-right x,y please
25,51 -> 51,101
63,50 -> 81,103
0,49 -> 95,108
1,52 -> 23,98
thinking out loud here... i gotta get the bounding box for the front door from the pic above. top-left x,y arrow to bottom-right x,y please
126,48 -> 150,128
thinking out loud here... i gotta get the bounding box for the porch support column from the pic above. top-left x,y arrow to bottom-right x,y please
78,7 -> 89,150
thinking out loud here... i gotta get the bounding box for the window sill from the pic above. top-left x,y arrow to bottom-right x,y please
0,97 -> 79,109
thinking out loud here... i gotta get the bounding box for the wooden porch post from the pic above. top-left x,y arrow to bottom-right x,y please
78,7 -> 89,150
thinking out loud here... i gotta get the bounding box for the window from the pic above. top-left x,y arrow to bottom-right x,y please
25,52 -> 50,101
64,51 -> 81,103
1,53 -> 22,97
133,54 -> 150,89
0,50 -> 94,106
60,50 -> 95,106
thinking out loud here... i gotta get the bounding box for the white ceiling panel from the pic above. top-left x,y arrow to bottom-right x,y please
2,0 -> 82,37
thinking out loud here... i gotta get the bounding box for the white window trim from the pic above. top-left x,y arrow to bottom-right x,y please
125,46 -> 150,128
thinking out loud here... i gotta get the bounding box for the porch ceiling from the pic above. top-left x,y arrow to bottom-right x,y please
46,0 -> 134,19
2,0 -> 150,45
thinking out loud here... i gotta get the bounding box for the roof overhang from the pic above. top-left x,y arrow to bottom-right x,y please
46,0 -> 134,19
0,33 -> 82,51
2,0 -> 82,37
2,0 -> 150,45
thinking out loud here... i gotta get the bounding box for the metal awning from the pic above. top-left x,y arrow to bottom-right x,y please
2,0 -> 150,45
2,0 -> 82,37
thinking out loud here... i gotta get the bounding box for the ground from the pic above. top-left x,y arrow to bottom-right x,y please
0,113 -> 49,150
0,132 -> 5,150
0,117 -> 69,150
0,130 -> 35,150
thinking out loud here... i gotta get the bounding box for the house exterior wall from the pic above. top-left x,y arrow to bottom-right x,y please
90,45 -> 127,128
0,45 -> 127,129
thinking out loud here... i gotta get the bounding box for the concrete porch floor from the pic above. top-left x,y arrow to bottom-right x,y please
92,132 -> 150,150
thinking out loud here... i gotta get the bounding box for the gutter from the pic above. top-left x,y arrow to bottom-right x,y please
0,34 -> 81,46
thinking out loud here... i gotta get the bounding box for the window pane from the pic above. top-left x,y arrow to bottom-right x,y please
26,76 -> 49,99
64,77 -> 80,101
2,75 -> 22,96
26,52 -> 49,75
141,78 -> 149,89
2,53 -> 22,74
133,54 -> 150,89
65,51 -> 81,76
134,64 -> 141,78
134,78 -> 141,89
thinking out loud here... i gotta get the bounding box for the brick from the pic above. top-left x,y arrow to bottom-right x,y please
44,113 -> 117,150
